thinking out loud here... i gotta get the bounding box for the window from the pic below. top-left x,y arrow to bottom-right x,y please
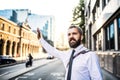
98,32 -> 102,50
105,22 -> 115,50
110,23 -> 114,49
1,23 -> 5,30
105,27 -> 110,50
94,31 -> 102,51
96,0 -> 100,17
88,3 -> 90,18
118,17 -> 120,50
8,26 -> 11,32
14,29 -> 16,34
102,0 -> 107,10
92,9 -> 96,23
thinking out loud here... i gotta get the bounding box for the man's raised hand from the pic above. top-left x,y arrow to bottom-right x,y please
37,28 -> 41,40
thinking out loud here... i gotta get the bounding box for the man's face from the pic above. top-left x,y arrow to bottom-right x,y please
68,28 -> 81,48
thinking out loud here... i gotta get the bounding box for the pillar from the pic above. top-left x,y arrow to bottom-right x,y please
114,18 -> 118,50
3,40 -> 7,55
9,41 -> 13,56
14,42 -> 17,57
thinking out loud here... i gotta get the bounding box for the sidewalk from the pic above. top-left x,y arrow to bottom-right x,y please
102,69 -> 120,80
0,58 -> 57,80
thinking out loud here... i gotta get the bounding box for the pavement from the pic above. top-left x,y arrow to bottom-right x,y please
0,58 -> 57,80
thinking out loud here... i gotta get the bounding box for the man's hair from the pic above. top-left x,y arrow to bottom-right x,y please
68,25 -> 83,35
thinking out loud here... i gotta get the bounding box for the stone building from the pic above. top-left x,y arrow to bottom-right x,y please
0,16 -> 40,59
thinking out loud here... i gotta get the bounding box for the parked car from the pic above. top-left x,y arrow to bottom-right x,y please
0,55 -> 16,65
47,54 -> 54,59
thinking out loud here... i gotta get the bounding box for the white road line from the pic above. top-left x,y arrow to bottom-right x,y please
24,72 -> 35,76
0,69 -> 19,76
51,72 -> 64,76
38,78 -> 42,80
57,76 -> 64,80
15,77 -> 27,80
0,72 -> 9,76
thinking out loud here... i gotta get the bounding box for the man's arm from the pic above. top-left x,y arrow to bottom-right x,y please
37,28 -> 42,40
37,28 -> 63,58
87,52 -> 103,80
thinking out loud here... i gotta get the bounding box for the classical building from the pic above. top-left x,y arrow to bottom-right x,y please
0,16 -> 40,59
0,9 -> 55,47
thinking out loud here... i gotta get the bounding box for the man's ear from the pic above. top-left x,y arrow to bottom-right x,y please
81,35 -> 83,40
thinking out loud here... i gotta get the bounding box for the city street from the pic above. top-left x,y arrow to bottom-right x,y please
0,0 -> 120,80
0,58 -> 57,80
10,59 -> 65,80
0,58 -> 119,80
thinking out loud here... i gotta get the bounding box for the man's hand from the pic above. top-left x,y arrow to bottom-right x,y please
37,28 -> 41,40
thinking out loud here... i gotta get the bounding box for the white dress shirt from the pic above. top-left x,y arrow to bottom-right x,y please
40,38 -> 103,80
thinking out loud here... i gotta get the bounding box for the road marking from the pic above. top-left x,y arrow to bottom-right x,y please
0,72 -> 9,76
0,69 -> 20,76
15,76 -> 27,80
51,72 -> 64,76
24,72 -> 35,76
51,72 -> 65,80
38,78 -> 42,80
57,76 -> 64,80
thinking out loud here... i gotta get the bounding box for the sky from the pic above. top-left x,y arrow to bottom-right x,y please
0,0 -> 79,36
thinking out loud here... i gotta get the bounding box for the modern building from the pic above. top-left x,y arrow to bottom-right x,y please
84,0 -> 120,77
0,9 -> 30,24
28,14 -> 55,42
84,0 -> 120,51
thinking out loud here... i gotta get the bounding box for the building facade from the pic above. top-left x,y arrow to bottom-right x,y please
84,0 -> 120,77
0,9 -> 55,45
84,0 -> 120,51
0,16 -> 40,59
28,14 -> 55,43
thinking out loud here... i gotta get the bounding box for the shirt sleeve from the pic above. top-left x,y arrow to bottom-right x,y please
87,52 -> 103,80
39,37 -> 64,59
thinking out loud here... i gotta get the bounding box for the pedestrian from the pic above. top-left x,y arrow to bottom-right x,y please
29,53 -> 33,66
26,53 -> 33,67
37,25 -> 103,80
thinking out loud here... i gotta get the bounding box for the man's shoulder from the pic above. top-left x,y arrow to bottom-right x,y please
86,51 -> 98,58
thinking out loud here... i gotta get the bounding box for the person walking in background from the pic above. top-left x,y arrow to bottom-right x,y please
37,25 -> 103,80
26,53 -> 33,67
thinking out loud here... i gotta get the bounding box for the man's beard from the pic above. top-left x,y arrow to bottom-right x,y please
69,38 -> 81,48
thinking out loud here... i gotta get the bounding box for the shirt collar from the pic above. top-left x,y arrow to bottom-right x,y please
71,44 -> 84,52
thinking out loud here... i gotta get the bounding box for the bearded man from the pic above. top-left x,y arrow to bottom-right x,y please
37,25 -> 103,80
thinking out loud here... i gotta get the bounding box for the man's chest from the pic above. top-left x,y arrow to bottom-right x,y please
64,54 -> 89,71
72,55 -> 89,72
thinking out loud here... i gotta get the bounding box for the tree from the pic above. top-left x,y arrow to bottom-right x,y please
72,0 -> 85,44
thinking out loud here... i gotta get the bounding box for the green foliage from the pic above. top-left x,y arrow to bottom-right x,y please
72,0 -> 85,44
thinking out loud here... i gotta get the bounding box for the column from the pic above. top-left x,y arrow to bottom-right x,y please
97,34 -> 99,51
14,42 -> 17,57
101,28 -> 106,51
9,41 -> 13,56
18,42 -> 22,57
100,0 -> 103,12
114,19 -> 118,50
3,40 -> 7,55
88,27 -> 90,49
92,36 -> 95,51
